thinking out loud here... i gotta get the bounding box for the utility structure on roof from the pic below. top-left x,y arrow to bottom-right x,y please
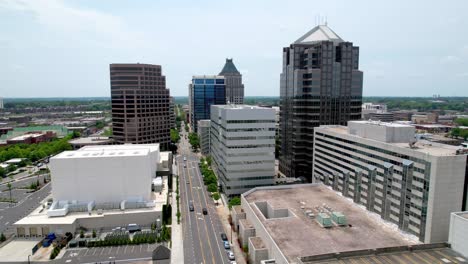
278,24 -> 363,182
219,58 -> 245,104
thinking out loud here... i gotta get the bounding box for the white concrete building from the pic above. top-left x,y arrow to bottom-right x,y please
210,105 -> 276,197
449,212 -> 468,258
48,144 -> 160,216
14,144 -> 167,237
197,119 -> 211,156
312,121 -> 468,243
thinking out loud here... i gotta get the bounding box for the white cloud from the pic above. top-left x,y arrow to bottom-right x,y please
0,0 -> 147,48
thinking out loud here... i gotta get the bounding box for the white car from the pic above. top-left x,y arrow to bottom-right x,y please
230,262 -> 237,264
227,251 -> 235,260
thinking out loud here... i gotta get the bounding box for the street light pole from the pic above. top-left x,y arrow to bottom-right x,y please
28,254 -> 31,264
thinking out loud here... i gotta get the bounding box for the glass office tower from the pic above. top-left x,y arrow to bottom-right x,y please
189,75 -> 226,132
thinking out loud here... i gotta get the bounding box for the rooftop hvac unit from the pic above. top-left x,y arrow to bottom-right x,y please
316,213 -> 332,228
331,212 -> 347,226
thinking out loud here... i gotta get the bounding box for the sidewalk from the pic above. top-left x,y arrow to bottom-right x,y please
216,202 -> 247,264
170,174 -> 184,264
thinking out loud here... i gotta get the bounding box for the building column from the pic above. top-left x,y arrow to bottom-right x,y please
354,169 -> 362,204
366,165 -> 377,211
333,171 -> 339,191
382,162 -> 394,221
399,159 -> 414,230
343,171 -> 350,197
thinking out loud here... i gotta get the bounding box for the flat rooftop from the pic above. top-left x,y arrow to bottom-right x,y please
318,125 -> 462,156
215,104 -> 274,111
243,184 -> 418,262
304,246 -> 467,264
69,136 -> 112,145
53,143 -> 160,159
350,120 -> 411,128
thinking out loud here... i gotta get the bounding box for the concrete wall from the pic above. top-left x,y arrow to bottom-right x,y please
239,219 -> 255,248
240,194 -> 290,264
50,151 -> 153,203
348,121 -> 415,143
249,237 -> 269,264
448,212 -> 468,258
426,155 -> 467,243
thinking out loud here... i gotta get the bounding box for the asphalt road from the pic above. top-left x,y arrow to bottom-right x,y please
178,123 -> 231,264
0,183 -> 51,235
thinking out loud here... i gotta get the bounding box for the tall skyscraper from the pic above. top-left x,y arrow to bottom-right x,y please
169,96 -> 176,128
189,75 -> 226,132
110,63 -> 171,149
279,25 -> 363,181
219,58 -> 244,104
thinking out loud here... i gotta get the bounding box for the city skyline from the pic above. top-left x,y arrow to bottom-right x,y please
1,0 -> 468,98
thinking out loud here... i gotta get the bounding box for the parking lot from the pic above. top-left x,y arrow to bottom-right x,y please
60,243 -> 162,263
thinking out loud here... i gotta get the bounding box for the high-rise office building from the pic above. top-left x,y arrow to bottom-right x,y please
312,121 -> 468,243
279,24 -> 363,181
189,75 -> 226,132
219,58 -> 244,104
169,96 -> 176,128
110,63 -> 171,149
210,105 -> 276,197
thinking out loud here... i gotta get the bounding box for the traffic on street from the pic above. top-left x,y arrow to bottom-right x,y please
178,122 -> 232,264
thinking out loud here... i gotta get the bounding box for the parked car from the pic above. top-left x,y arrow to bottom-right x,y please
127,223 -> 141,233
220,233 -> 228,241
202,208 -> 208,215
227,251 -> 235,260
223,241 -> 230,249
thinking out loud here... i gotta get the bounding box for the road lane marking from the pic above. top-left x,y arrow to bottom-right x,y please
187,163 -> 207,264
193,161 -> 228,264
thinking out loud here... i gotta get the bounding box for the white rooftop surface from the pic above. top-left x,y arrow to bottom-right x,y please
69,136 -> 111,144
9,133 -> 44,140
15,181 -> 167,226
0,238 -> 42,262
321,125 -> 462,156
214,104 -> 272,110
352,120 -> 412,128
54,143 -> 160,159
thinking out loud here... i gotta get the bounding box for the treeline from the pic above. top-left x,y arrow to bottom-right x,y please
365,97 -> 468,112
0,136 -> 73,163
4,99 -> 110,111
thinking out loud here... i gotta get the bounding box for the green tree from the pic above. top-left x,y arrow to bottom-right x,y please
228,197 -> 241,209
207,183 -> 217,193
212,192 -> 220,205
455,118 -> 468,126
0,233 -> 6,242
188,133 -> 200,150
0,167 -> 6,178
170,128 -> 181,143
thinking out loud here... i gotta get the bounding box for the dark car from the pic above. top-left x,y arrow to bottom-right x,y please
220,233 -> 228,241
189,204 -> 194,211
202,208 -> 208,215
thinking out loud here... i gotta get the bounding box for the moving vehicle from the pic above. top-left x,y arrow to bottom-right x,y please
220,233 -> 228,241
202,208 -> 208,215
223,241 -> 230,249
227,251 -> 235,260
127,223 -> 141,233
183,156 -> 187,161
189,202 -> 194,211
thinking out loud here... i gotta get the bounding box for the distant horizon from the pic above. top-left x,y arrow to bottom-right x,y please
3,95 -> 468,100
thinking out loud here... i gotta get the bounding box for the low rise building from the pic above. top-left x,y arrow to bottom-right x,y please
14,144 -> 166,236
210,105 -> 276,197
6,131 -> 56,145
312,121 -> 468,243
197,119 -> 211,155
232,184 -> 422,264
367,112 -> 394,122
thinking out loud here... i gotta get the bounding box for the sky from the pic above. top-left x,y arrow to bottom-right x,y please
1,0 -> 468,98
